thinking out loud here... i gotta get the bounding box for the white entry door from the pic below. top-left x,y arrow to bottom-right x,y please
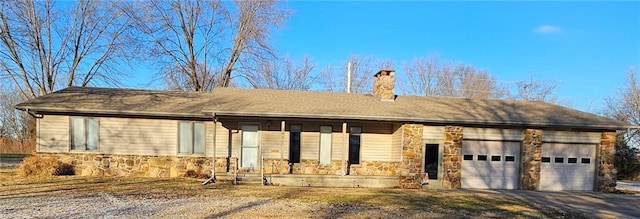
241,125 -> 259,169
461,141 -> 521,189
540,143 -> 596,191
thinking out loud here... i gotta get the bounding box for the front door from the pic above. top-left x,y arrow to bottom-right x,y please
241,125 -> 259,169
424,144 -> 439,180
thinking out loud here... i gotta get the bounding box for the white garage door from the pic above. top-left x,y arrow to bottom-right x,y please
540,143 -> 596,191
461,141 -> 521,189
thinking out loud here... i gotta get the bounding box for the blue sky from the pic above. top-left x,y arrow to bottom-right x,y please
267,1 -> 640,113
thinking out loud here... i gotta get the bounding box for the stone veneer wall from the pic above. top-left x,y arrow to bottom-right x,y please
398,124 -> 424,189
262,158 -> 290,174
37,153 -> 233,178
290,159 -> 343,175
349,161 -> 399,176
521,129 -> 543,190
442,126 -> 463,189
598,132 -> 617,192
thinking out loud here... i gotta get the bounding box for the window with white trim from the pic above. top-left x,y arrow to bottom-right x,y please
70,117 -> 99,151
178,121 -> 205,155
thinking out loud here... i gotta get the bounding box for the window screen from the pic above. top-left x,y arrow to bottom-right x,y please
178,122 -> 192,154
193,123 -> 205,154
71,117 -> 85,151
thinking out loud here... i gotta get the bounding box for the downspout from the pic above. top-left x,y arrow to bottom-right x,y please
202,113 -> 217,185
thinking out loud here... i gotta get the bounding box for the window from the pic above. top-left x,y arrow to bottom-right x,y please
319,126 -> 332,165
463,155 -> 473,160
568,158 -> 578,164
477,155 -> 488,161
554,157 -> 564,163
541,157 -> 551,163
505,156 -> 515,162
178,121 -> 205,155
289,125 -> 301,163
349,127 -> 361,164
581,158 -> 591,164
491,156 -> 501,162
71,117 -> 99,151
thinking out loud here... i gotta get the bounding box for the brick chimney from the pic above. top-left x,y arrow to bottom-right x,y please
373,69 -> 395,101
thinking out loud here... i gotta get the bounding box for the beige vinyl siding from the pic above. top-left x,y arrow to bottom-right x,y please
38,115 -> 70,152
99,117 -> 177,156
360,123 -> 394,162
331,132 -> 344,160
214,122 -> 230,157
463,128 -> 524,141
423,126 -> 444,140
544,131 -> 601,144
300,131 -> 320,159
261,130 -> 285,159
391,124 -> 402,161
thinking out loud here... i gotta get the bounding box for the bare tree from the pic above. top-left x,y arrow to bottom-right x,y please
125,0 -> 288,91
0,86 -> 33,141
245,56 -> 320,91
0,0 -> 132,99
511,73 -> 560,103
403,56 -> 440,96
402,55 -> 502,99
606,68 -> 640,139
605,67 -> 640,179
324,55 -> 393,93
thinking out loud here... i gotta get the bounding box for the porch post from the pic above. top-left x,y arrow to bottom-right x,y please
342,122 -> 347,176
280,120 -> 285,175
212,113 -> 217,176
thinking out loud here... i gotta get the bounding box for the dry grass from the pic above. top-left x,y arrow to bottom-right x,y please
15,155 -> 74,177
0,169 -> 591,218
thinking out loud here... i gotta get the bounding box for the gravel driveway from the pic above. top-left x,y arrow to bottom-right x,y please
0,189 -> 448,218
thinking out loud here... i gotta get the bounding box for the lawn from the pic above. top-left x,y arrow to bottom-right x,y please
0,169 -> 588,218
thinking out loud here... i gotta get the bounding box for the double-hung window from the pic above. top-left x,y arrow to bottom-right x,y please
70,117 -> 99,151
178,121 -> 205,155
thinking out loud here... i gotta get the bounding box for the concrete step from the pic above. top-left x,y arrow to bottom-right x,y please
236,174 -> 267,184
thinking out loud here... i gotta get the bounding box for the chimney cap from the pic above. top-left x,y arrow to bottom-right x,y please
374,69 -> 395,77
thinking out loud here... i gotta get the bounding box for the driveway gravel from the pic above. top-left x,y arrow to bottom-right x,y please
0,191 -> 450,218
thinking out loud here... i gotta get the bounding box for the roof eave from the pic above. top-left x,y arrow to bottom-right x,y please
207,110 -> 631,131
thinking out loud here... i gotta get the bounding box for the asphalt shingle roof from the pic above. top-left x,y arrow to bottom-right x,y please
14,86 -> 628,130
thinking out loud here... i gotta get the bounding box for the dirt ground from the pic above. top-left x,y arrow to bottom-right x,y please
0,170 -> 637,218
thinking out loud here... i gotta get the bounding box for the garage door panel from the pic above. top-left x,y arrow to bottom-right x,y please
462,140 -> 521,190
540,143 -> 596,191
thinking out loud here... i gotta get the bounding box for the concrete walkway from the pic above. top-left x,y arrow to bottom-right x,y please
467,189 -> 640,219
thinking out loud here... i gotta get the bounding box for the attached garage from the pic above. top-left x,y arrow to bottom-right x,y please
540,131 -> 599,191
461,128 -> 523,189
